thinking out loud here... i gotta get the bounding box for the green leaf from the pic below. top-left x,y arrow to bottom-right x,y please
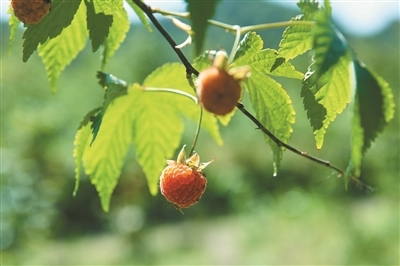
276,0 -> 320,62
38,1 -> 87,92
234,32 -> 264,62
77,107 -> 103,130
101,8 -> 130,69
92,0 -> 123,15
8,6 -> 20,55
244,71 -> 295,174
216,110 -> 236,127
323,0 -> 332,16
130,85 -> 184,196
92,72 -> 129,144
246,49 -> 303,79
296,0 -> 320,18
233,33 -> 297,173
22,0 -> 82,62
89,110 -> 104,145
185,0 -> 220,56
82,85 -> 138,212
125,0 -> 152,32
313,8 -> 347,77
276,15 -> 314,61
234,34 -> 303,79
85,0 -> 113,52
349,60 -> 395,177
97,72 -> 129,107
193,50 -> 215,71
143,63 -> 223,146
301,52 -> 354,149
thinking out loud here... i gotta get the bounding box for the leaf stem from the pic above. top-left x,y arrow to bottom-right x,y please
142,87 -> 198,103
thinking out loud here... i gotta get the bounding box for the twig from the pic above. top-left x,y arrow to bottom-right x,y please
132,0 -> 373,191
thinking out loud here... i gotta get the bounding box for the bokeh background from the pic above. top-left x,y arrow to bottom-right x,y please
1,1 -> 399,265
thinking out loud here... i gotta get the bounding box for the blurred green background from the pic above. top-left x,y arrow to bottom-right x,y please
1,1 -> 399,265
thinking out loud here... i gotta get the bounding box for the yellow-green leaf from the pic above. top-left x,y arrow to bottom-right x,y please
8,6 -> 20,54
101,8 -> 130,69
130,84 -> 184,196
92,0 -> 123,15
85,0 -> 113,52
349,61 -> 395,178
23,0 -> 82,62
244,71 -> 295,175
82,85 -> 138,212
302,51 -> 354,149
38,0 -> 87,92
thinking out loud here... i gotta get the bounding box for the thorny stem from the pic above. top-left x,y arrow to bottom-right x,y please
133,0 -> 373,191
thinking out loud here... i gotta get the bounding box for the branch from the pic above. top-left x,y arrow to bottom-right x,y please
132,0 -> 373,192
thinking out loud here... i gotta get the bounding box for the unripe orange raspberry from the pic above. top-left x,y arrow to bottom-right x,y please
196,51 -> 250,116
197,66 -> 242,116
11,0 -> 51,25
159,146 -> 213,212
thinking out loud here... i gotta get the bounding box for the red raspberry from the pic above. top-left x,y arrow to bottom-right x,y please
11,0 -> 51,25
196,51 -> 250,116
160,146 -> 213,212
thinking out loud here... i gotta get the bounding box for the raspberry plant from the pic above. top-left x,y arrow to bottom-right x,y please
8,0 -> 395,212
